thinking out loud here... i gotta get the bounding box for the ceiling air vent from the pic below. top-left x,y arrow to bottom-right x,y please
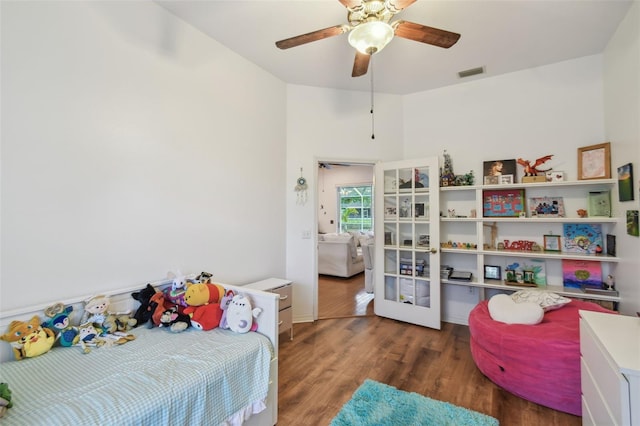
458,66 -> 485,78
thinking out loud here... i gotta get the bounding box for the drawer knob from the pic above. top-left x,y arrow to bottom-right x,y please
278,320 -> 284,326
279,295 -> 288,300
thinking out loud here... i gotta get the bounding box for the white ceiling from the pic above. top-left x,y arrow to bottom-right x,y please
157,0 -> 633,95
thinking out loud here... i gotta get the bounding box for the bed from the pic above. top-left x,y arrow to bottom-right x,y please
468,298 -> 614,416
0,281 -> 280,426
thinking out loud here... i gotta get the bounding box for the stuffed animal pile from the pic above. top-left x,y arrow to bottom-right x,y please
1,270 -> 261,361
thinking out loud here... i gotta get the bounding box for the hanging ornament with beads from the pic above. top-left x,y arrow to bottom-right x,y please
295,168 -> 308,205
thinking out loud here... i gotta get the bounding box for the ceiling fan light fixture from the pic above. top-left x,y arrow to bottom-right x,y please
348,21 -> 394,55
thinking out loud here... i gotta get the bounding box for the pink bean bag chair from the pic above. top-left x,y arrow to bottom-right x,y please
468,298 -> 614,416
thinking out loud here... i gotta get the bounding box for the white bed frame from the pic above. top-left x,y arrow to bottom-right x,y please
0,278 -> 280,426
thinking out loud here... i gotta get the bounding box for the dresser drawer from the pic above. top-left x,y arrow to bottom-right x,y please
273,285 -> 292,310
278,306 -> 292,335
581,357 -> 617,426
580,321 -> 626,425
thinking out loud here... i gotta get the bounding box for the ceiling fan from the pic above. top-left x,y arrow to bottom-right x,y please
275,0 -> 461,77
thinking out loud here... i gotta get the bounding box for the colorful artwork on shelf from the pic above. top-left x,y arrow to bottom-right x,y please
562,259 -> 602,288
563,223 -> 603,254
504,259 -> 547,286
482,189 -> 525,217
587,191 -> 611,217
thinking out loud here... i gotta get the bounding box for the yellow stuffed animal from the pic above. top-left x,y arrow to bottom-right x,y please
0,315 -> 56,360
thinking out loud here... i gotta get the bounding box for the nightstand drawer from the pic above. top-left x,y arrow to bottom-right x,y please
273,285 -> 292,310
278,306 -> 292,335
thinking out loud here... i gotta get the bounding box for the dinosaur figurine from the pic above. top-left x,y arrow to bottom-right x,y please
517,155 -> 553,176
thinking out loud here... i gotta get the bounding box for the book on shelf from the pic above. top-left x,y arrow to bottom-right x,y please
581,285 -> 618,296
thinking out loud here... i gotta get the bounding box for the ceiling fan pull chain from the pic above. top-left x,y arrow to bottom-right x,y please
370,56 -> 375,140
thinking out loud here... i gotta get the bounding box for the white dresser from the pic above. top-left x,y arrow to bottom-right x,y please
245,278 -> 293,342
579,310 -> 640,426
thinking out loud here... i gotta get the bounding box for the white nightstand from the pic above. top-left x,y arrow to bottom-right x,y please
245,278 -> 293,341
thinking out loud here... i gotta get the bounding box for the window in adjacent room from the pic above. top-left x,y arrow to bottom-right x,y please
338,185 -> 373,233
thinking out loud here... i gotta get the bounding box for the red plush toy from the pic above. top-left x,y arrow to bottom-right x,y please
183,282 -> 225,331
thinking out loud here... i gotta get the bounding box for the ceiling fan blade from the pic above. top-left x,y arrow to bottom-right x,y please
338,0 -> 362,8
352,51 -> 370,77
275,25 -> 349,49
393,20 -> 461,48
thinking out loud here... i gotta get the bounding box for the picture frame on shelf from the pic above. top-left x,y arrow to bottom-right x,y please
528,196 -> 566,217
414,202 -> 427,218
578,142 -> 611,180
482,188 -> 525,217
617,163 -> 634,202
500,174 -> 514,185
543,234 -> 561,252
587,191 -> 611,217
483,265 -> 501,281
483,159 -> 517,180
483,176 -> 499,185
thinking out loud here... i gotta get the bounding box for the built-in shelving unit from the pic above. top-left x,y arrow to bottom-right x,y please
439,178 -> 620,304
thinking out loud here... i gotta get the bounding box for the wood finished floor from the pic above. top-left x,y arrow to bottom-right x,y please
318,273 -> 374,319
278,274 -> 581,426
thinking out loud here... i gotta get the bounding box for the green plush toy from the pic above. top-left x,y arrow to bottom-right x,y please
0,383 -> 13,418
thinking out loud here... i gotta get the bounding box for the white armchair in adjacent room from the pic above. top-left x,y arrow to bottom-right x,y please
361,241 -> 374,293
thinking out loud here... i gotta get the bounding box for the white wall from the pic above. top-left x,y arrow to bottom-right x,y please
404,55 -> 617,322
1,1 -> 287,311
286,85 -> 402,322
603,0 -> 640,316
318,164 -> 374,234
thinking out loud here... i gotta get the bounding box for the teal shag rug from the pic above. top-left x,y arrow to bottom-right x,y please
331,379 -> 499,426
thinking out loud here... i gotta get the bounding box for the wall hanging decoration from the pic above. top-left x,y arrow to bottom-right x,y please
578,142 -> 611,180
295,168 -> 308,205
617,163 -> 634,201
627,210 -> 639,236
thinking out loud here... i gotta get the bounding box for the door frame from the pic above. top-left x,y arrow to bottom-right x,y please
314,157 -> 376,320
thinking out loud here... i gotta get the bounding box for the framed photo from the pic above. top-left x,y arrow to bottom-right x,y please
500,174 -> 514,185
528,196 -> 566,217
414,202 -> 426,218
543,234 -> 561,252
617,163 -> 634,202
483,176 -> 499,185
483,159 -> 517,179
578,142 -> 611,180
483,265 -> 501,281
482,189 -> 525,217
